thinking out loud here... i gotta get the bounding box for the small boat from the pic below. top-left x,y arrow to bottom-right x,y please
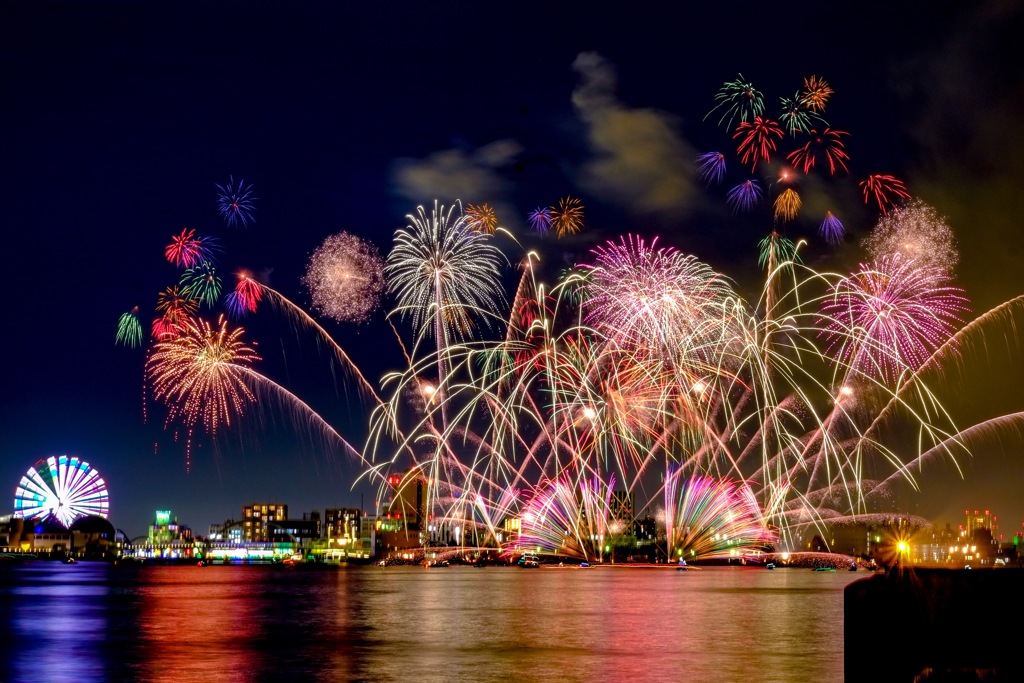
765,562 -> 776,570
813,567 -> 836,572
848,563 -> 857,571
676,560 -> 689,571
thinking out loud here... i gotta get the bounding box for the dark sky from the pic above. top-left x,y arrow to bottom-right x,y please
4,1 -> 1024,539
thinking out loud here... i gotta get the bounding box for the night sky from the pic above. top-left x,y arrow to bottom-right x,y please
4,1 -> 1024,540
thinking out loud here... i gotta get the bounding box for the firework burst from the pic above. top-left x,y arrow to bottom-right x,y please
465,203 -> 499,234
552,196 -> 585,238
859,174 -> 911,215
145,314 -> 260,435
819,254 -> 969,383
705,74 -> 764,130
303,231 -> 385,324
734,116 -> 784,172
165,228 -> 217,268
863,199 -> 959,274
216,175 -> 257,229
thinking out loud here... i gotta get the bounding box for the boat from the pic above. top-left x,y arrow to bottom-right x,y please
676,559 -> 689,571
849,562 -> 857,571
813,567 -> 836,572
521,559 -> 540,568
765,562 -> 776,570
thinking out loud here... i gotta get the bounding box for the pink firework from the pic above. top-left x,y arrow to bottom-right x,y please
225,271 -> 264,318
580,234 -> 735,353
165,228 -> 217,268
819,253 -> 969,383
733,116 -> 783,171
859,174 -> 911,215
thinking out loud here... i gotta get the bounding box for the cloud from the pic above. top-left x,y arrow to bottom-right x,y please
571,51 -> 699,224
390,140 -> 524,230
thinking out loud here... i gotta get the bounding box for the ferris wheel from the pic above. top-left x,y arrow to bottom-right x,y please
14,455 -> 110,527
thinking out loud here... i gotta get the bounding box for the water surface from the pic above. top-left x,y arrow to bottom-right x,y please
0,561 -> 857,682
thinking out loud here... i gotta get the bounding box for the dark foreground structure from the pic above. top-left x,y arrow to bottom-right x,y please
846,567 -> 1020,682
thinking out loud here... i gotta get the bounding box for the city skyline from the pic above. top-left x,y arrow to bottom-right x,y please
4,2 -> 1024,539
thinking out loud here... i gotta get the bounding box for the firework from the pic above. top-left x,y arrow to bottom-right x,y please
385,200 -> 507,343
552,196 -> 585,238
696,152 -> 727,186
800,75 -> 833,112
773,188 -> 802,223
224,271 -> 264,319
145,314 -> 260,435
705,74 -> 764,130
216,175 -> 257,229
165,228 -> 217,268
527,207 -> 554,235
663,472 -> 777,562
179,262 -> 222,308
509,473 -> 616,562
302,231 -> 385,324
152,286 -> 198,339
726,179 -> 763,213
819,211 -> 845,246
757,230 -> 800,270
819,253 -> 969,383
863,199 -> 959,274
778,92 -> 820,136
786,128 -> 849,175
859,174 -> 910,215
115,307 -> 143,348
582,234 -> 736,352
127,177 -> 1006,564
465,203 -> 499,234
734,116 -> 783,172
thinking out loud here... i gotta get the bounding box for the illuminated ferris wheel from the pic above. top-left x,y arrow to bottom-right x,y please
13,455 -> 109,527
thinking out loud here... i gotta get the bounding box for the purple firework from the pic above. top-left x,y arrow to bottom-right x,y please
528,207 -> 554,235
819,253 -> 969,383
696,152 -> 727,186
216,175 -> 257,229
726,179 -> 762,214
819,211 -> 845,246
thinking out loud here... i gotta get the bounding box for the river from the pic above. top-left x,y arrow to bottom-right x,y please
0,561 -> 858,682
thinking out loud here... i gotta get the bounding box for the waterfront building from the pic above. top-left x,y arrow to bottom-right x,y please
149,510 -> 192,544
208,519 -> 244,543
242,503 -> 288,542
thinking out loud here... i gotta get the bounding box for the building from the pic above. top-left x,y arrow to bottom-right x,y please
243,503 -> 288,542
149,510 -> 193,544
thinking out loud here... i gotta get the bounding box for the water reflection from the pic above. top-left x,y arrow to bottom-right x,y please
0,562 -> 853,683
4,563 -> 109,683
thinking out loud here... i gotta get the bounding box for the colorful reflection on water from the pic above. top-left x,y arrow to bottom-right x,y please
0,562 -> 853,682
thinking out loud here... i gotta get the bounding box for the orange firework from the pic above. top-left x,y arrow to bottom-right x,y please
773,188 -> 802,223
552,196 -> 584,238
800,75 -> 833,113
145,314 -> 260,436
465,203 -> 498,234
